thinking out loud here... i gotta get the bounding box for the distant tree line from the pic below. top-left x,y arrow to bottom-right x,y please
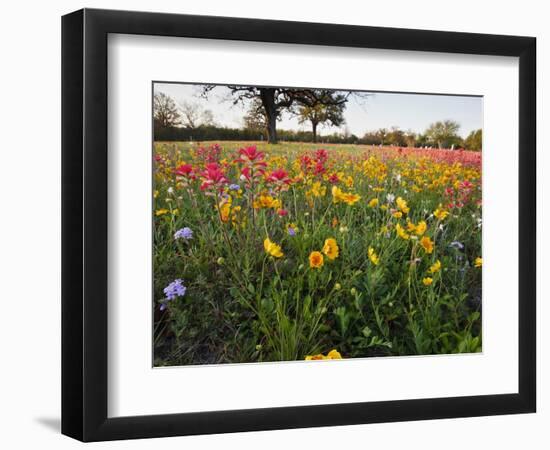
153,91 -> 482,150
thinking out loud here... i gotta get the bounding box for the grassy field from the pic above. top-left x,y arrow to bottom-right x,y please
153,141 -> 482,365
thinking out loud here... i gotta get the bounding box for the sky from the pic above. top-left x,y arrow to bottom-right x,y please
154,82 -> 482,138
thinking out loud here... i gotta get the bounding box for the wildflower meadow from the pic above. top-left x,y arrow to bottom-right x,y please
153,141 -> 482,366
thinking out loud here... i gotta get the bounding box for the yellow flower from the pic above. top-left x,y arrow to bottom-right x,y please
309,251 -> 324,269
429,259 -> 441,274
155,208 -> 169,216
422,277 -> 433,286
326,349 -> 342,359
332,186 -> 361,206
341,192 -> 361,206
393,211 -> 403,219
305,354 -> 325,360
368,198 -> 379,208
475,257 -> 483,268
415,220 -> 427,236
322,238 -> 339,260
309,181 -> 326,197
264,238 -> 284,258
434,205 -> 449,220
331,186 -> 344,202
368,247 -> 379,265
305,349 -> 342,360
153,189 -> 159,198
218,196 -> 232,223
396,197 -> 410,214
396,223 -> 410,240
406,220 -> 417,232
420,236 -> 434,254
254,195 -> 281,210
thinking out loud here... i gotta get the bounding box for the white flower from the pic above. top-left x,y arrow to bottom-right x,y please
386,193 -> 395,203
167,187 -> 174,194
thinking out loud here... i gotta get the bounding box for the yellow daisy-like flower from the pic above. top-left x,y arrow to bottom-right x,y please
264,238 -> 284,258
420,236 -> 434,254
429,259 -> 441,274
396,197 -> 410,214
254,195 -> 281,210
322,238 -> 339,260
305,349 -> 342,360
393,211 -> 403,219
422,277 -> 433,286
434,205 -> 450,220
368,198 -> 379,208
218,196 -> 232,223
396,223 -> 410,240
326,349 -> 342,359
305,354 -> 325,360
332,186 -> 361,206
309,181 -> 326,198
368,247 -> 380,265
155,208 -> 169,216
415,220 -> 427,236
475,257 -> 483,268
309,251 -> 324,269
341,192 -> 361,206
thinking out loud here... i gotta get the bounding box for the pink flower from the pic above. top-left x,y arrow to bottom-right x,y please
277,209 -> 288,217
267,168 -> 290,184
235,146 -> 267,168
200,163 -> 228,191
175,164 -> 195,179
328,173 -> 340,184
314,149 -> 328,164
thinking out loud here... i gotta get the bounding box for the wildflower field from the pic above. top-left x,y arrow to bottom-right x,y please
153,141 -> 482,366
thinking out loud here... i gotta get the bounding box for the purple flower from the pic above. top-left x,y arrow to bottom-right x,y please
449,241 -> 464,250
174,227 -> 193,240
163,279 -> 187,300
229,183 -> 241,191
288,227 -> 296,236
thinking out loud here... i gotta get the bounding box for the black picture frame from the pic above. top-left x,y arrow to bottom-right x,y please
62,8 -> 536,442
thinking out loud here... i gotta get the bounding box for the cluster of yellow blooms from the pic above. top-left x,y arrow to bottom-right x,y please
331,186 -> 361,206
309,238 -> 340,269
305,349 -> 343,360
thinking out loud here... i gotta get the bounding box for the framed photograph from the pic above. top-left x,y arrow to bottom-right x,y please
62,8 -> 536,442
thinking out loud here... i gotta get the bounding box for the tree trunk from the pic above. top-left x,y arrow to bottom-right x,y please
312,121 -> 318,143
259,88 -> 278,144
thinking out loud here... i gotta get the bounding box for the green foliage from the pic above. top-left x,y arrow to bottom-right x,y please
464,129 -> 482,151
425,120 -> 461,149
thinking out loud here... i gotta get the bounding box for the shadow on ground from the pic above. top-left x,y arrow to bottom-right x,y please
35,417 -> 61,433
